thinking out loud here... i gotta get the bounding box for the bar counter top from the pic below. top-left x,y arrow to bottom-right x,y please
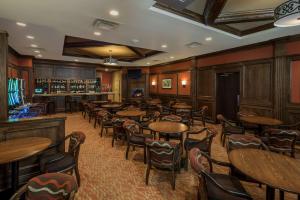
32,92 -> 115,97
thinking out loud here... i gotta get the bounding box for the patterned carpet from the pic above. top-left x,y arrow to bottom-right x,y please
57,113 -> 298,200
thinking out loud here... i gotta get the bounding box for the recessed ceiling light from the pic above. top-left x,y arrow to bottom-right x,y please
161,44 -> 168,48
146,62 -> 150,65
105,68 -> 109,72
34,50 -> 40,53
74,59 -> 79,62
26,35 -> 34,39
109,10 -> 119,16
205,37 -> 212,41
16,22 -> 26,27
170,56 -> 174,59
36,54 -> 42,58
94,31 -> 101,36
131,39 -> 140,43
30,44 -> 38,48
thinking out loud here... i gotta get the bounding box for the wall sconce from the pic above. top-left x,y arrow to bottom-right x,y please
151,81 -> 156,86
181,80 -> 187,87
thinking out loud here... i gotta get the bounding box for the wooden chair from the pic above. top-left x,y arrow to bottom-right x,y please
98,110 -> 114,137
217,114 -> 245,146
10,173 -> 78,200
189,148 -> 252,200
278,121 -> 300,144
111,118 -> 127,147
123,120 -> 153,163
40,132 -> 86,187
192,106 -> 208,127
145,140 -> 181,190
263,129 -> 299,158
184,127 -> 217,170
140,111 -> 160,135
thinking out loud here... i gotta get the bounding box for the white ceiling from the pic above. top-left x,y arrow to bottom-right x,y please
0,0 -> 299,67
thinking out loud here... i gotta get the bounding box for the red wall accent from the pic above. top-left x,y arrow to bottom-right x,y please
197,45 -> 274,67
150,60 -> 192,73
178,71 -> 191,96
285,41 -> 300,56
291,61 -> 300,103
101,72 -> 112,85
158,73 -> 178,95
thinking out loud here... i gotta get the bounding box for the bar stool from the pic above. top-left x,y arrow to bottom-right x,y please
65,96 -> 77,113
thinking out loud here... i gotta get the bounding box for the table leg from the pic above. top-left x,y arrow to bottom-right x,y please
11,161 -> 19,192
266,186 -> 275,200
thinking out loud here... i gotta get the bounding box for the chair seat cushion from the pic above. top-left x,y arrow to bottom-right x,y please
206,173 -> 251,200
41,153 -> 76,173
130,134 -> 152,145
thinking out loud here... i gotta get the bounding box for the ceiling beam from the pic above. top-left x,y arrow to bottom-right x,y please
203,0 -> 228,25
215,9 -> 274,24
241,22 -> 274,36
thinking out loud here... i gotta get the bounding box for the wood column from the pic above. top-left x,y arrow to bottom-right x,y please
0,31 -> 8,120
191,57 -> 197,109
273,41 -> 287,121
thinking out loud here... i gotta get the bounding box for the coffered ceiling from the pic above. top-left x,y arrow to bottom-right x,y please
0,0 -> 299,67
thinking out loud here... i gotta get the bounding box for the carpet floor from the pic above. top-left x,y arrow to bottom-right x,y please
56,113 -> 298,200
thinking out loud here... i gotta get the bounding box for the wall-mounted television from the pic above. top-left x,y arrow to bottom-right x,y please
127,69 -> 142,79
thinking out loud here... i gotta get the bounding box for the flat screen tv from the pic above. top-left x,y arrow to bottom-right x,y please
127,69 -> 142,79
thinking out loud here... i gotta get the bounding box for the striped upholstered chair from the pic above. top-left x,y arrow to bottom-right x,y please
10,173 -> 78,200
189,148 -> 252,200
40,132 -> 86,187
263,129 -> 299,158
123,119 -> 153,163
184,127 -> 217,170
145,140 -> 181,190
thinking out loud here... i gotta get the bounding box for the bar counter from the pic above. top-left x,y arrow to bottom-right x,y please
32,92 -> 115,112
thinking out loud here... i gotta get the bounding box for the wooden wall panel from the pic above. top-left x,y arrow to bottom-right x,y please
290,61 -> 300,103
0,32 -> 8,120
197,69 -> 215,99
241,61 -> 273,107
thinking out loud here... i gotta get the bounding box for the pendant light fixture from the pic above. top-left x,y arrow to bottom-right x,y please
104,50 -> 118,65
274,0 -> 300,27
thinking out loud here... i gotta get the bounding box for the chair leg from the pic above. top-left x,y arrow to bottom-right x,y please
146,163 -> 151,185
222,135 -> 226,147
143,146 -> 146,164
126,144 -> 130,160
185,149 -> 188,171
94,118 -> 97,128
172,167 -> 176,190
112,135 -> 115,147
74,166 -> 81,187
280,190 -> 284,200
100,126 -> 104,137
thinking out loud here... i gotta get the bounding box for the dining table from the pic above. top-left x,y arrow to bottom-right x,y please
229,149 -> 300,200
148,121 -> 188,141
101,103 -> 123,113
239,115 -> 283,134
0,137 -> 52,191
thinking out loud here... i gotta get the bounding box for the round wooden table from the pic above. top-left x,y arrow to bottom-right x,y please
92,100 -> 108,105
172,104 -> 192,109
229,149 -> 300,200
0,137 -> 52,191
116,110 -> 146,118
101,104 -> 122,113
148,121 -> 188,140
239,116 -> 283,134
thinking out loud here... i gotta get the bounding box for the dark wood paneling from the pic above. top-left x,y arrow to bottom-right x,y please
0,117 -> 66,191
33,63 -> 96,80
197,68 -> 215,100
241,61 -> 273,107
0,32 -> 8,120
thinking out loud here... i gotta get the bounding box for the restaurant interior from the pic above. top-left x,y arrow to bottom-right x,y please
1,0 -> 300,200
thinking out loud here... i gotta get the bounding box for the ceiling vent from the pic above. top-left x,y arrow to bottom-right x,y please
93,18 -> 120,31
186,42 -> 202,48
